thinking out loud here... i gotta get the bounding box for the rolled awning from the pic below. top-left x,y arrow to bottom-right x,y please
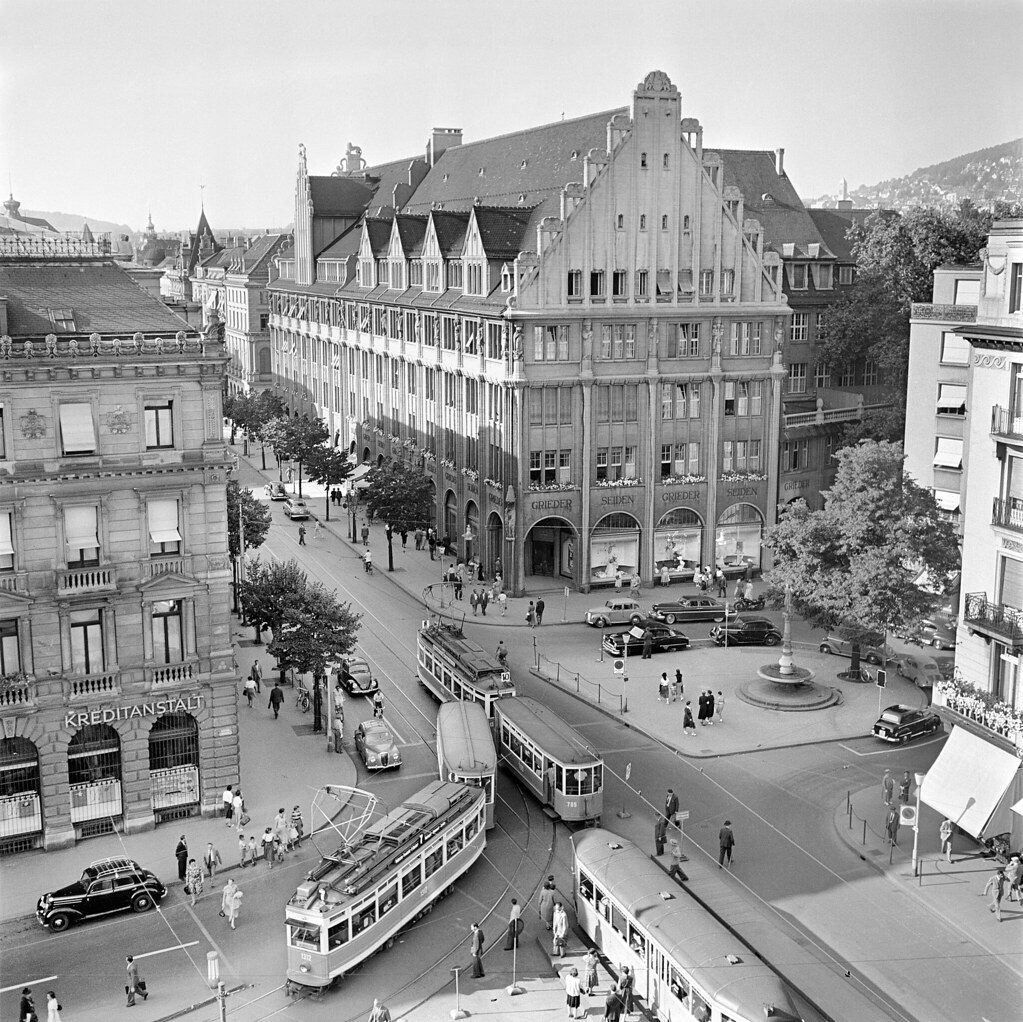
919,725 -> 1021,840
350,464 -> 372,481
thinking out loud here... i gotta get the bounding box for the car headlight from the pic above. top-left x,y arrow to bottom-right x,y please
368,754 -> 378,763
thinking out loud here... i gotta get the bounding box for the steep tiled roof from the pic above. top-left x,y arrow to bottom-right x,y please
431,211 -> 471,257
473,206 -> 536,258
807,208 -> 878,262
316,225 -> 360,261
0,260 -> 192,335
237,233 -> 287,272
365,218 -> 393,257
395,215 -> 428,257
199,247 -> 238,270
402,108 -> 625,214
308,176 -> 375,217
360,156 -> 429,215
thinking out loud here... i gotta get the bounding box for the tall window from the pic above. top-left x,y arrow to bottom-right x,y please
787,363 -> 808,394
59,403 -> 97,456
940,331 -> 970,365
635,270 -> 649,299
599,324 -> 637,360
671,322 -> 701,358
532,326 -> 569,362
567,270 -> 582,300
0,618 -> 19,676
1010,263 -> 1023,314
782,440 -> 808,470
0,406 -> 5,458
70,608 -> 104,674
790,264 -> 808,290
0,512 -> 12,571
590,271 -> 605,299
815,363 -> 832,389
838,265 -> 854,285
721,269 -> 735,295
65,506 -> 99,566
612,270 -> 628,299
145,402 -> 173,449
148,499 -> 181,556
152,600 -> 183,664
790,314 -> 808,342
699,270 -> 714,296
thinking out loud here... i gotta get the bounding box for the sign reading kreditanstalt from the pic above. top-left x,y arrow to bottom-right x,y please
64,695 -> 204,729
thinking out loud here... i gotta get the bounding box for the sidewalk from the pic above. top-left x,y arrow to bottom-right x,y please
0,621 -> 356,922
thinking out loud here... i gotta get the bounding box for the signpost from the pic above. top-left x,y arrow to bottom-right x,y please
616,762 -> 633,820
876,668 -> 887,715
676,809 -> 690,859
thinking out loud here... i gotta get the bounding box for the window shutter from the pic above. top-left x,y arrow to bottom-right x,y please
148,499 -> 181,543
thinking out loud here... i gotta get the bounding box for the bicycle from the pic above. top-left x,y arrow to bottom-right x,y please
296,677 -> 311,713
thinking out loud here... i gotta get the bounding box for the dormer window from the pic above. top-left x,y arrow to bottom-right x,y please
640,152 -> 648,168
446,261 -> 463,290
790,263 -> 808,290
466,263 -> 484,296
409,259 -> 423,287
375,259 -> 389,287
501,265 -> 513,292
425,262 -> 441,292
48,308 -> 76,332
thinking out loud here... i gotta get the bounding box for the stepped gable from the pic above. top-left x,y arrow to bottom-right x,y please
0,260 -> 191,335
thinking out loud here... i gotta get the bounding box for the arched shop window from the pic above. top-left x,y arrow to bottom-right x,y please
715,503 -> 764,571
654,508 -> 703,578
590,512 -> 641,585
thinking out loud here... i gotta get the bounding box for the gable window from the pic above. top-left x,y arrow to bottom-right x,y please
721,269 -> 735,296
425,263 -> 440,292
0,512 -> 13,571
838,265 -> 854,285
612,270 -> 628,299
817,264 -> 833,289
466,264 -> 484,296
148,498 -> 181,556
70,608 -> 104,674
409,260 -> 423,286
144,401 -> 173,449
65,505 -> 99,566
59,403 -> 97,456
635,270 -> 649,299
568,270 -> 582,300
790,263 -> 807,290
500,265 -> 512,292
375,260 -> 389,287
590,271 -> 605,299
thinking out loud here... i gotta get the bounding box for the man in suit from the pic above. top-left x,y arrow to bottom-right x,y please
469,922 -> 485,977
664,788 -> 679,822
718,820 -> 735,868
126,955 -> 148,1005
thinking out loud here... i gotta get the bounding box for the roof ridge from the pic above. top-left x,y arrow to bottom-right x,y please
436,107 -> 627,155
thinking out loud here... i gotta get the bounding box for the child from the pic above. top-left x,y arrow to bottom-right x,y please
243,674 -> 256,708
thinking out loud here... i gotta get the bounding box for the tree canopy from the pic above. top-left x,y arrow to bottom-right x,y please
226,480 -> 272,559
763,440 -> 960,648
363,460 -> 436,533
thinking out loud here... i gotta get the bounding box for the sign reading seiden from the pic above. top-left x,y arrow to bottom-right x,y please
65,694 -> 204,729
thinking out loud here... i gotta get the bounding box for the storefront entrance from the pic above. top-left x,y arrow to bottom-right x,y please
149,713 -> 200,819
486,511 -> 504,577
525,517 -> 577,580
653,508 -> 703,580
444,490 -> 458,545
0,737 -> 42,844
68,724 -> 123,832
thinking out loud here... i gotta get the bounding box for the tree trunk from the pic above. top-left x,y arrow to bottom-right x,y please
325,485 -> 331,522
850,644 -> 862,674
298,461 -> 304,498
261,444 -> 267,470
387,529 -> 394,572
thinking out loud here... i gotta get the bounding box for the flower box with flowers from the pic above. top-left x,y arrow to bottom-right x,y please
461,468 -> 479,481
484,477 -> 501,491
420,448 -> 436,462
720,472 -> 767,484
594,477 -> 642,489
361,420 -> 371,429
528,481 -> 577,492
403,438 -> 417,450
659,474 -> 707,486
440,459 -> 456,471
937,670 -> 1023,738
388,435 -> 402,445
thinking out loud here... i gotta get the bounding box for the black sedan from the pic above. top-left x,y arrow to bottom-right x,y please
709,617 -> 781,647
872,704 -> 942,744
602,623 -> 690,656
649,597 -> 736,625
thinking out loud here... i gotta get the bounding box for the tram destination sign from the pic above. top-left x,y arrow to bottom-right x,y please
65,694 -> 204,729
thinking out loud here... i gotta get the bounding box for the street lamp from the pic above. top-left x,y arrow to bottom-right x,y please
911,770 -> 926,877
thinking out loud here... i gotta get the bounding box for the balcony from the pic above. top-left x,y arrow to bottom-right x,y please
55,566 -> 117,597
990,405 -> 1023,442
0,571 -> 29,595
67,671 -> 120,700
147,661 -> 198,688
783,393 -> 892,430
146,556 -> 190,578
963,592 -> 1023,650
992,497 -> 1023,533
0,674 -> 35,710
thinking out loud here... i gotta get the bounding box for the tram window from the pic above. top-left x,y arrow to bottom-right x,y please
453,680 -> 464,699
610,904 -> 627,937
509,733 -> 521,758
447,831 -> 465,857
594,888 -> 610,921
483,775 -> 494,804
325,919 -> 348,949
578,872 -> 594,904
402,865 -> 423,897
669,966 -> 689,1004
559,765 -> 570,793
379,884 -> 398,917
424,848 -> 443,878
351,902 -> 377,937
721,1014 -> 737,1022
466,816 -> 479,841
691,989 -> 711,1022
593,764 -> 603,792
628,923 -> 646,957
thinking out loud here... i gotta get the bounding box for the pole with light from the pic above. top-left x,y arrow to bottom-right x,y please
207,951 -> 227,1022
911,771 -> 926,878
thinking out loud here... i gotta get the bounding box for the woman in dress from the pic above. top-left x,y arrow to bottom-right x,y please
682,700 -> 696,736
185,858 -> 204,906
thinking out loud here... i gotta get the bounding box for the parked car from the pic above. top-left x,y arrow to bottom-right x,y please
36,857 -> 166,932
818,635 -> 894,665
282,498 -> 309,519
354,719 -> 401,770
333,655 -> 378,695
585,598 -> 644,628
917,618 -> 958,651
895,654 -> 945,689
710,617 -> 781,647
602,623 -> 691,656
268,483 -> 289,501
872,704 -> 942,744
649,596 -> 735,625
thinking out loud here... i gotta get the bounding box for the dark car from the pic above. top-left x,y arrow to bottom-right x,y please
710,617 -> 781,647
333,655 -> 379,695
872,704 -> 942,744
267,483 -> 289,501
36,856 -> 166,932
354,719 -> 402,770
649,597 -> 736,625
602,622 -> 690,656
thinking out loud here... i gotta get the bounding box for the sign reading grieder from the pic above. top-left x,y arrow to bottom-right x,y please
65,694 -> 203,730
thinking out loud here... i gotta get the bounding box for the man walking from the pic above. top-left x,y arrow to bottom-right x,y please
641,626 -> 653,659
368,999 -> 392,1022
361,521 -> 370,547
268,682 -> 284,719
203,841 -> 223,879
428,532 -> 436,560
667,837 -> 689,882
298,524 -> 306,546
664,788 -> 679,822
175,835 -> 188,881
654,815 -> 667,857
983,868 -> 1008,922
535,597 -> 545,625
503,897 -> 522,950
673,667 -> 683,703
469,922 -> 485,977
250,660 -> 262,694
718,820 -> 735,868
125,955 -> 147,1005
881,769 -> 894,806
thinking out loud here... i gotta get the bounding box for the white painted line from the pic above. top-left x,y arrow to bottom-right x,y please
839,734 -> 946,757
133,940 -> 200,960
1,975 -> 58,994
181,907 -> 236,979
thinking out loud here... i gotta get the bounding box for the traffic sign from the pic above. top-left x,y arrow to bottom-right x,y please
875,668 -> 887,688
676,810 -> 690,822
899,804 -> 917,827
613,658 -> 625,676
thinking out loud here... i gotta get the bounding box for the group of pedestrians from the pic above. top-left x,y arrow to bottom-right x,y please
652,671 -> 724,736
18,988 -> 62,1021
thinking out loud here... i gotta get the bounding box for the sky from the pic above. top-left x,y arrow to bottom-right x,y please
2,0 -> 1021,232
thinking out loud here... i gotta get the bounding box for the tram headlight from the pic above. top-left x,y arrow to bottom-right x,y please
299,964 -> 310,974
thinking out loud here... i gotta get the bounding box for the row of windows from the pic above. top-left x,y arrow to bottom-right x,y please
357,256 -> 509,298
567,268 -> 730,302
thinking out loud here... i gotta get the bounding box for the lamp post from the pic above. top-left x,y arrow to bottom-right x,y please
911,771 -> 926,877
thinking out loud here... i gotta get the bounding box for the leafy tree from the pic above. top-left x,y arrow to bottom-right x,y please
304,445 -> 352,521
763,440 -> 960,672
268,580 -> 362,679
226,480 -> 272,559
248,391 -> 286,469
259,415 -> 290,478
238,557 -> 308,646
363,461 -> 436,571
277,417 -> 330,497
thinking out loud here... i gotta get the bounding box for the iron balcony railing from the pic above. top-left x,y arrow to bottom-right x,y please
991,405 -> 1023,441
992,497 -> 1023,533
963,592 -> 1023,648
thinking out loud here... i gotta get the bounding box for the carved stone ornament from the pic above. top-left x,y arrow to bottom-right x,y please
972,353 -> 1008,370
107,406 -> 133,435
19,409 -> 46,439
45,333 -> 58,357
68,337 -> 79,357
0,335 -> 11,358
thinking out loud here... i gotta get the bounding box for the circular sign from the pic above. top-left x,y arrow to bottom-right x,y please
613,658 -> 625,676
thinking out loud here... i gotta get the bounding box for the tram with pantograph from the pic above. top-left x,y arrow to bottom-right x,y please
436,701 -> 498,829
285,780 -> 485,991
417,618 -> 515,717
494,696 -> 603,825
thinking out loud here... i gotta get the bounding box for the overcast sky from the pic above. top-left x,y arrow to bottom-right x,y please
2,0 -> 1020,232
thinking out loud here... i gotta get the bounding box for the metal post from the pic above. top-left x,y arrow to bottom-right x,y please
217,981 -> 227,1022
450,966 -> 469,1019
862,818 -> 867,846
911,771 -> 925,878
562,585 -> 568,623
506,934 -> 524,996
622,674 -> 629,714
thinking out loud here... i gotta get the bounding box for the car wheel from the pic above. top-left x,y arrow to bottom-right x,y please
594,618 -> 607,628
899,733 -> 909,745
630,615 -> 642,626
665,614 -> 677,624
930,720 -> 941,734
132,892 -> 154,914
897,663 -> 907,678
819,644 -> 831,654
764,634 -> 779,646
47,912 -> 71,932
932,638 -> 943,649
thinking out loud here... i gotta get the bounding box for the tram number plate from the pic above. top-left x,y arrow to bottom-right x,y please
567,801 -> 577,808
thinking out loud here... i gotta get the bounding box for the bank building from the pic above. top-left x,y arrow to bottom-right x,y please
269,71 -> 871,593
0,233 -> 237,852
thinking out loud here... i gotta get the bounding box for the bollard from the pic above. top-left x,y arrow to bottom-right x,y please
848,804 -> 853,829
862,819 -> 867,846
556,664 -> 561,685
846,790 -> 851,813
576,673 -> 580,693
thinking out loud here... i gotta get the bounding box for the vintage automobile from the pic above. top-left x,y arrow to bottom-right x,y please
601,622 -> 691,656
649,596 -> 735,625
333,655 -> 379,695
267,483 -> 289,501
584,598 -> 645,628
354,719 -> 402,770
818,635 -> 894,665
895,654 -> 945,688
282,498 -> 310,519
916,618 -> 958,651
709,617 -> 781,647
37,857 -> 166,932
872,704 -> 942,744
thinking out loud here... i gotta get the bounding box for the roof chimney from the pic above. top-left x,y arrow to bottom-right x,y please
775,148 -> 785,177
428,128 -> 463,167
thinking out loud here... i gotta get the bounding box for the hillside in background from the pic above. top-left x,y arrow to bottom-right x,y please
810,138 -> 1022,211
21,209 -> 134,238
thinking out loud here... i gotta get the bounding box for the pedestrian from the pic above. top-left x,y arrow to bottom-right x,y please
654,815 -> 667,857
673,668 -> 683,703
243,673 -> 256,708
603,984 -> 624,1022
582,948 -> 599,995
237,832 -> 248,866
552,901 -> 568,957
19,988 -> 36,1022
658,672 -> 670,703
286,466 -> 293,483
718,820 -> 735,868
660,564 -> 670,588
565,966 -> 582,1019
641,627 -> 653,659
261,827 -> 276,867
185,857 -> 204,905
243,835 -> 257,867
274,807 -> 288,847
400,529 -> 408,552
536,597 -> 545,624
312,679 -> 323,732
361,521 -> 370,547
898,770 -> 913,805
539,878 -> 556,930
45,991 -> 61,1022
223,784 -> 235,823
882,769 -> 894,806
454,567 -> 463,600
885,805 -> 900,846
428,534 -> 436,560
614,571 -> 623,593
469,922 -> 485,978
744,578 -> 754,601
298,524 -> 306,545
268,682 -> 284,719
503,897 -> 522,950
221,878 -> 243,929
618,966 -> 634,1014
125,955 -> 148,1006
368,999 -> 392,1022
233,789 -> 246,826
470,589 -> 479,616
664,788 -> 679,821
706,689 -> 716,724
175,834 -> 188,881
498,590 -> 507,616
733,578 -> 743,600
480,588 -> 490,616
1005,854 -> 1022,903
495,555 -> 503,578
940,818 -> 954,863
203,840 -> 223,878
373,690 -> 385,719
250,660 -> 262,694
698,689 -> 709,725
332,714 -> 344,752
983,868 -> 1007,922
667,837 -> 689,882
682,701 -> 696,735
630,573 -> 641,598
716,567 -> 726,598
715,690 -> 725,723
527,601 -> 536,627
414,528 -> 423,551
312,520 -> 322,541
291,805 -> 304,841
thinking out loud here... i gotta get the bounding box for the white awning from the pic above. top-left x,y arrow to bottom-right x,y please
919,726 -> 1021,840
147,498 -> 181,544
933,437 -> 963,470
59,403 -> 97,454
933,489 -> 961,513
350,464 -> 372,482
936,384 -> 967,415
0,513 -> 12,557
64,505 -> 98,549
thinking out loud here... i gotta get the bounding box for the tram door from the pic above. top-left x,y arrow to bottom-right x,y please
543,758 -> 555,809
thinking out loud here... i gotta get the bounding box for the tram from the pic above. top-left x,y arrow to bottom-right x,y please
494,696 -> 603,824
436,701 -> 498,829
572,829 -> 827,1022
285,780 -> 486,990
417,618 -> 516,717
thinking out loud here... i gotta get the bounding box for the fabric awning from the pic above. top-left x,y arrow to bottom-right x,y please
64,505 -> 98,549
919,726 -> 1021,840
933,438 -> 963,469
933,490 -> 961,513
59,403 -> 97,454
148,499 -> 181,544
350,464 -> 372,481
936,385 -> 967,415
